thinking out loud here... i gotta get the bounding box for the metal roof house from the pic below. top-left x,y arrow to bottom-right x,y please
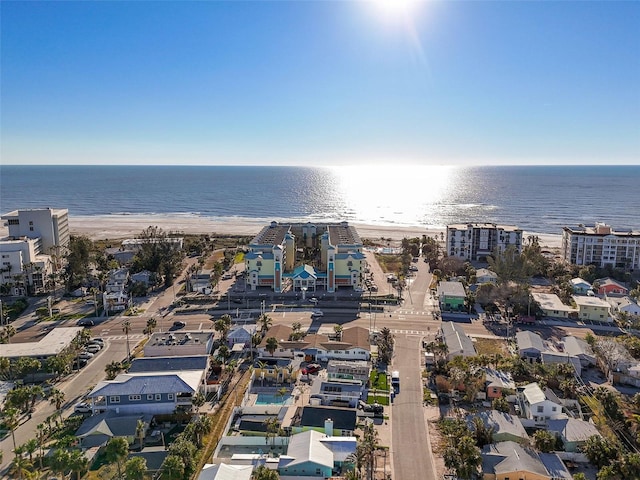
278,429 -> 356,477
440,321 -> 476,360
547,417 -> 601,453
471,410 -> 529,444
481,441 -> 571,480
437,281 -> 467,312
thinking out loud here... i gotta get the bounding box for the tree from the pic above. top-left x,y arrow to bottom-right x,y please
22,438 -> 38,465
105,360 -> 126,380
144,317 -> 157,337
2,407 -> 20,454
0,325 -> 17,344
50,448 -> 71,478
259,314 -> 273,336
252,465 -> 280,479
10,454 -> 33,480
167,437 -> 197,475
105,437 -> 129,478
131,226 -> 184,287
214,318 -> 231,341
162,454 -> 185,480
136,419 -> 146,449
265,337 -> 279,357
471,416 -> 494,447
443,434 -> 481,479
191,392 -> 206,412
582,435 -> 620,469
122,319 -> 132,360
125,456 -> 147,480
333,324 -> 343,340
69,448 -> 89,480
533,430 -> 557,452
251,332 -> 262,360
63,235 -> 92,291
191,415 -> 213,448
491,396 -> 510,414
49,388 -> 66,418
376,327 -> 394,365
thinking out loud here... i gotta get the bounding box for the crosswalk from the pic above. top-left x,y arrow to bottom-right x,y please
395,310 -> 434,316
391,329 -> 428,336
101,333 -> 145,341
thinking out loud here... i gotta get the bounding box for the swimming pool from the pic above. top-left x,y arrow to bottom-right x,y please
255,393 -> 293,405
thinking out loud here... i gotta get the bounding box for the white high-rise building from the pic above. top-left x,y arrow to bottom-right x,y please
562,223 -> 640,270
446,223 -> 523,261
1,208 -> 70,253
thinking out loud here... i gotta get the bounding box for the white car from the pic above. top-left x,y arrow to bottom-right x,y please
311,310 -> 324,317
78,352 -> 94,360
309,298 -> 318,304
85,344 -> 102,353
74,402 -> 91,414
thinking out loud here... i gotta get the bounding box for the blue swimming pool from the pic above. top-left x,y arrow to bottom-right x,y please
255,393 -> 293,405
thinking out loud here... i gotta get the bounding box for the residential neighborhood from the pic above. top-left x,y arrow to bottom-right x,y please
1,211 -> 640,480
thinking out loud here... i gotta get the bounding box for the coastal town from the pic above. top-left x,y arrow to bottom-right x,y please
1,208 -> 640,480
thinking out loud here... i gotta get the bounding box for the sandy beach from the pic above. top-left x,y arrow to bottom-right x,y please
0,213 -> 563,249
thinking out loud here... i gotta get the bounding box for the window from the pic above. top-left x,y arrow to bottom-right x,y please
29,221 -> 33,225
168,393 -> 174,400
537,406 -> 544,413
7,219 -> 19,225
147,394 -> 154,400
109,396 -> 120,403
156,394 -> 161,401
315,469 -> 321,475
129,395 -> 141,401
29,227 -> 34,231
552,407 -> 557,412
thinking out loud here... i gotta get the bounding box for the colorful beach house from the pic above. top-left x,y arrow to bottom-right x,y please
244,221 -> 365,293
570,277 -> 592,295
572,295 -> 611,322
594,277 -> 629,296
436,281 -> 467,312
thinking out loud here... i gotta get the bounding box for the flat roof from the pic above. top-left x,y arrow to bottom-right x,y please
250,223 -> 292,247
532,292 -> 576,313
0,327 -> 84,358
327,223 -> 361,246
447,223 -> 522,232
572,295 -> 610,308
437,281 -> 466,297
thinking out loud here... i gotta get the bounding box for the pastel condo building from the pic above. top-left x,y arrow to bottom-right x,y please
244,221 -> 365,293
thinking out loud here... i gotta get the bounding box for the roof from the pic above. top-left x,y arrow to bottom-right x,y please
250,222 -> 292,247
89,373 -> 199,398
76,411 -> 151,438
570,277 -> 592,288
128,355 -> 209,373
474,410 -> 528,440
539,453 -> 573,479
327,223 -> 362,247
437,281 -> 466,298
547,417 -> 601,443
516,331 -> 545,353
476,268 -> 497,278
147,331 -> 213,347
300,406 -> 357,431
441,322 -> 476,357
532,292 -> 576,313
573,295 -> 611,308
522,383 -> 547,404
448,223 -> 522,232
596,277 -> 628,290
284,430 -> 334,468
561,336 -> 594,358
482,441 -> 548,477
198,464 -> 253,480
260,326 -> 370,353
0,327 -> 84,359
484,369 -> 515,389
292,264 -> 317,279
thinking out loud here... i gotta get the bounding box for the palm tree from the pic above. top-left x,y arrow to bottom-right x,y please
191,392 -> 206,412
333,324 -> 343,341
145,317 -> 157,337
251,332 -> 262,360
1,324 -> 16,344
262,416 -> 281,449
0,356 -> 11,380
105,437 -> 129,478
22,438 -> 38,465
69,448 -> 89,480
36,424 -> 46,470
122,319 -> 132,360
259,314 -> 272,336
265,337 -> 279,357
2,407 -> 20,455
49,388 -> 65,419
136,419 -> 146,449
191,415 -> 213,447
252,464 -> 280,479
10,454 -> 33,480
214,318 -> 231,342
257,360 -> 268,386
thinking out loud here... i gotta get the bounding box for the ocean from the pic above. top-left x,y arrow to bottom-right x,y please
0,165 -> 638,236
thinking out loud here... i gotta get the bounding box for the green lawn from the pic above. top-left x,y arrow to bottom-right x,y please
367,393 -> 390,406
369,371 -> 389,391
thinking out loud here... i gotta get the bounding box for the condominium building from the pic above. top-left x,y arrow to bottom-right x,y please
245,221 -> 365,293
1,208 -> 70,252
446,223 -> 523,261
561,223 -> 640,270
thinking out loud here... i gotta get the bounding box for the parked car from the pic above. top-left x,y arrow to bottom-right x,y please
85,344 -> 102,353
77,319 -> 94,327
358,400 -> 384,414
311,310 -> 323,317
172,320 -> 186,329
74,402 -> 91,414
90,338 -> 105,346
302,363 -> 321,375
78,352 -> 94,360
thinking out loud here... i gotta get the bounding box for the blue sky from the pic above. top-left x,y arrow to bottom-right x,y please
1,0 -> 638,166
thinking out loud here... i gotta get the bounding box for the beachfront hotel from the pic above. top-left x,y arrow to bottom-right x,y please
0,208 -> 69,295
562,222 -> 640,270
446,223 -> 523,261
244,221 -> 365,293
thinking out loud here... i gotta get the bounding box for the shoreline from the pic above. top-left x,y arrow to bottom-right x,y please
0,213 -> 563,249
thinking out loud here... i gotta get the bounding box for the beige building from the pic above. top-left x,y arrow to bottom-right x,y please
446,223 -> 522,261
573,295 -> 611,322
562,222 -> 640,270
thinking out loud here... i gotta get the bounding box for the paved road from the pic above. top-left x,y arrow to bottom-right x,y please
391,334 -> 437,480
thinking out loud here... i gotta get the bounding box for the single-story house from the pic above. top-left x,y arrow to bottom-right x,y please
516,331 -> 545,361
594,277 -> 628,296
481,441 -> 572,480
573,295 -> 611,322
437,281 -> 467,311
440,321 -> 476,360
561,336 -> 596,367
278,430 -> 356,477
570,277 -> 592,295
484,369 -> 515,399
475,268 -> 498,284
197,464 -> 253,480
546,417 -> 601,453
76,412 -> 151,448
227,325 -> 257,349
471,410 -> 529,444
531,292 -> 577,319
608,296 -> 640,319
518,383 -> 563,422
